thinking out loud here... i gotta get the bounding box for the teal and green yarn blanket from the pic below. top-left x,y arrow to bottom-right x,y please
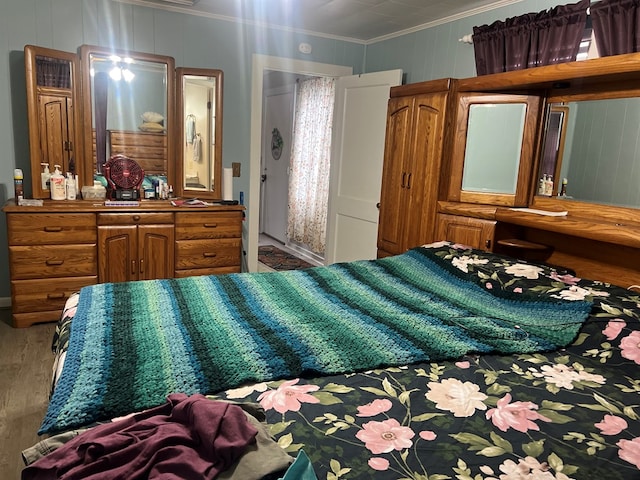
40,247 -> 593,434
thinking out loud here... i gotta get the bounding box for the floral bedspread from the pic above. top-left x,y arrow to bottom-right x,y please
210,243 -> 640,480
51,242 -> 640,479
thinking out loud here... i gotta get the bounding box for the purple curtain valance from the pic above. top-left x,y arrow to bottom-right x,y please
473,0 -> 589,75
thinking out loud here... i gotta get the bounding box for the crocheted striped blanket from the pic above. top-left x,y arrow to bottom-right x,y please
40,247 -> 592,434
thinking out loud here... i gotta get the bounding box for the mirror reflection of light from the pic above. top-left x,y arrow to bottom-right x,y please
109,65 -> 135,82
122,68 -> 134,82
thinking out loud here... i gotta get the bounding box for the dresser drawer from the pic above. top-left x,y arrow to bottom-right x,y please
9,244 -> 97,279
174,266 -> 241,277
175,238 -> 241,269
11,276 -> 97,314
175,211 -> 242,240
7,213 -> 96,245
98,212 -> 174,225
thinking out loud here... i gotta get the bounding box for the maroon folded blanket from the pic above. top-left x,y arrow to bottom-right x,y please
23,394 -> 258,480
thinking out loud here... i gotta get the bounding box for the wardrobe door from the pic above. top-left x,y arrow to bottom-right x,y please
377,96 -> 413,256
24,45 -> 82,199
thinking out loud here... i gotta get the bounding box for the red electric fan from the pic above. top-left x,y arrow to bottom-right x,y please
104,154 -> 145,200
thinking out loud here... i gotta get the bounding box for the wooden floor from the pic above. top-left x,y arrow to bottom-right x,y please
0,309 -> 56,479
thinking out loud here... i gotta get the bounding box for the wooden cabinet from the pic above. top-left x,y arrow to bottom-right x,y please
175,211 -> 243,277
7,213 -> 97,328
377,79 -> 454,257
4,203 -> 244,327
435,213 -> 496,251
98,213 -> 174,283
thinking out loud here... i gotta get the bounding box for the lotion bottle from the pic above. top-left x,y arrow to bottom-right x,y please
41,163 -> 51,191
50,165 -> 66,200
545,175 -> 554,196
66,173 -> 77,200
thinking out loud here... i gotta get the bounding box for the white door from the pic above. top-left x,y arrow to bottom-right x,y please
261,86 -> 293,243
324,70 -> 403,264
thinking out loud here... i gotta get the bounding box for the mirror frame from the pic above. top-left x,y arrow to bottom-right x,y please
175,67 -> 223,199
78,44 -> 175,190
24,45 -> 83,199
448,92 -> 543,207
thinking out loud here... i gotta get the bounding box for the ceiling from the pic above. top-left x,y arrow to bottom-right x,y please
115,0 -> 520,43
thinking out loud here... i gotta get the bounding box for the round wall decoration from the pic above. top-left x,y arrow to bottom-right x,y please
271,127 -> 283,160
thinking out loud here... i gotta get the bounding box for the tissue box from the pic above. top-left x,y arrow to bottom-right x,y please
81,184 -> 106,200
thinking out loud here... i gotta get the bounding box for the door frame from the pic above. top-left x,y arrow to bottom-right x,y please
247,54 -> 352,272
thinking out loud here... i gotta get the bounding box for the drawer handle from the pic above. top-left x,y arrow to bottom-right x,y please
45,259 -> 64,266
133,215 -> 141,222
47,293 -> 66,300
203,223 -> 218,228
44,226 -> 63,232
203,252 -> 217,258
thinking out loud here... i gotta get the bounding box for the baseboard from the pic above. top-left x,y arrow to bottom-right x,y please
0,297 -> 11,309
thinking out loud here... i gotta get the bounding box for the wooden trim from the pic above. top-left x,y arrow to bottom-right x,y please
457,52 -> 640,93
390,78 -> 453,98
495,207 -> 640,249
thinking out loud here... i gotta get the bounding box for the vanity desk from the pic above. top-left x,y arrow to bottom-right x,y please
432,52 -> 640,288
5,200 -> 244,328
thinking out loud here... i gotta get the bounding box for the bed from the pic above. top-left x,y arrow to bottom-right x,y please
26,243 -> 640,479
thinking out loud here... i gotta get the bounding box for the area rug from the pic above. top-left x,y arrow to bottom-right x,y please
258,245 -> 315,270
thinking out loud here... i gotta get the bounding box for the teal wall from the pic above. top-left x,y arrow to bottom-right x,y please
0,0 -> 575,300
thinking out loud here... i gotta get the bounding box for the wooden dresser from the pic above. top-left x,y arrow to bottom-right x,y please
4,200 -> 244,328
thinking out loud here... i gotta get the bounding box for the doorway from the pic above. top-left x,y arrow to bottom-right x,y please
247,55 -> 352,272
260,71 -> 334,265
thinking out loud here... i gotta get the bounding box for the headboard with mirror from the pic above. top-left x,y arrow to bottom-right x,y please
439,52 -> 640,286
23,44 -> 222,200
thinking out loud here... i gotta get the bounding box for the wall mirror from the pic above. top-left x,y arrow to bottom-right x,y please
79,45 -> 175,189
462,103 -> 526,194
24,45 -> 82,199
175,68 -> 223,199
448,93 -> 542,207
537,98 -> 640,208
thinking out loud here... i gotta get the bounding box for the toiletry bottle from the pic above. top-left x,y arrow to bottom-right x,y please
538,175 -> 546,195
41,163 -> 51,190
14,169 -> 24,203
50,165 -> 66,200
545,175 -> 554,196
559,178 -> 568,196
66,173 -> 77,200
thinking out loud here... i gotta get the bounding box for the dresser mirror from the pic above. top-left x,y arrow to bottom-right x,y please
24,45 -> 82,199
462,103 -> 526,194
175,68 -> 223,199
448,93 -> 542,207
537,97 -> 640,208
79,45 -> 175,190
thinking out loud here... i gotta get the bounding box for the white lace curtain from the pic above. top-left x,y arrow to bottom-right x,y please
287,76 -> 336,255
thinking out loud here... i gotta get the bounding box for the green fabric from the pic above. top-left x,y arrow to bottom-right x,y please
40,247 -> 592,434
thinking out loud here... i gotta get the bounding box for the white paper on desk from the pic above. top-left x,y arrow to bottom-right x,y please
510,208 -> 568,216
223,167 -> 233,201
